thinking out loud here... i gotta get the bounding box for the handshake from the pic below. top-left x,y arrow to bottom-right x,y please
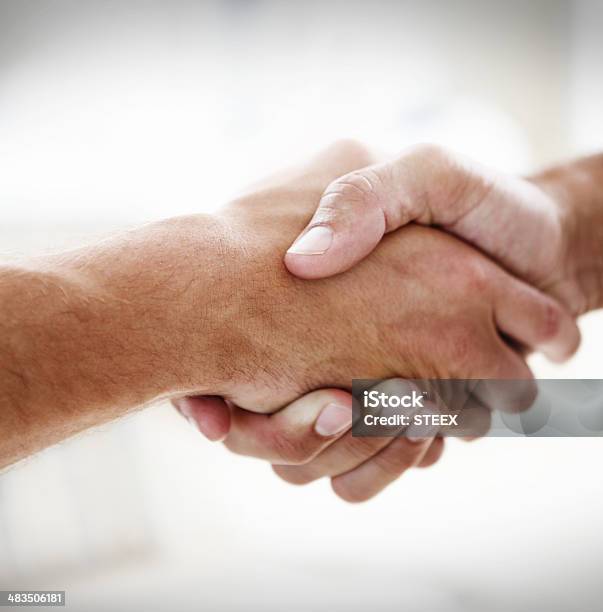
2,141 -> 602,501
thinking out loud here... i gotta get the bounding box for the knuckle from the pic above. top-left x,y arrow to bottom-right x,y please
458,407 -> 492,439
343,437 -> 383,463
373,440 -> 421,479
323,171 -> 377,207
478,351 -> 515,380
406,143 -> 477,218
442,322 -> 485,375
463,260 -> 491,294
328,139 -> 374,167
268,430 -> 316,465
318,168 -> 386,230
477,376 -> 536,413
409,142 -> 454,169
441,253 -> 491,296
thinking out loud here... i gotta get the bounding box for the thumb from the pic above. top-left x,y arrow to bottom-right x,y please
284,168 -> 387,279
284,144 -> 503,279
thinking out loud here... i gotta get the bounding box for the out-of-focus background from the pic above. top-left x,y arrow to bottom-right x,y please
1,1 -> 602,611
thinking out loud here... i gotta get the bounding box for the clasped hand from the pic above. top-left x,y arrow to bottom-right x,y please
174,140 -> 582,502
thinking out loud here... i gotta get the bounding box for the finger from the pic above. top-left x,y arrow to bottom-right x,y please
413,386 -> 492,440
330,437 -> 434,503
284,144 -> 496,279
445,400 -> 492,440
402,384 -> 492,440
272,432 -> 393,485
272,379 -> 430,484
223,389 -> 353,465
417,437 -> 445,467
446,320 -> 540,415
173,396 -> 231,442
492,269 -> 580,362
272,380 -> 476,488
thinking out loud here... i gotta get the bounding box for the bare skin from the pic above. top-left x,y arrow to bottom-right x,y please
285,144 -> 603,318
172,143 -> 581,502
256,144 -> 603,500
0,143 -> 576,478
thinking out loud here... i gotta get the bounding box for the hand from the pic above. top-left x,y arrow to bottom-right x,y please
174,388 -> 446,503
5,143 -> 573,468
170,141 -> 577,501
285,143 -> 603,319
210,142 -> 578,415
174,376 -> 494,502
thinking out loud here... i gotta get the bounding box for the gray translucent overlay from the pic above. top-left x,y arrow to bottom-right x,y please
352,379 -> 603,437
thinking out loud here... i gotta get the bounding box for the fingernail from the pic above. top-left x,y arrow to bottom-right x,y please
287,225 -> 333,255
315,403 -> 352,437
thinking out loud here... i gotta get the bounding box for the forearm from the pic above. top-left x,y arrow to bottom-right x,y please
0,215 -> 240,467
532,153 -> 603,314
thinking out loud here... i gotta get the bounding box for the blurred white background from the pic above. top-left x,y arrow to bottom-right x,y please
1,1 -> 603,611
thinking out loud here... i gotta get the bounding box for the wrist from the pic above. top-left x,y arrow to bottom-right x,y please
531,154 -> 603,314
0,214 -> 254,466
51,214 -> 250,401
